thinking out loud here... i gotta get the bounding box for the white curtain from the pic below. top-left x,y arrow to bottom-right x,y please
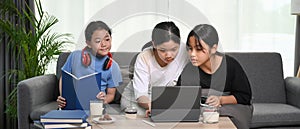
41,0 -> 295,76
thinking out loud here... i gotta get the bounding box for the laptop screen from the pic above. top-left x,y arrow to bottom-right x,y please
151,86 -> 201,109
151,86 -> 201,122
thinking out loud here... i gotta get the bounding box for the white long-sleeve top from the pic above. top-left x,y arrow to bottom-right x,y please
133,42 -> 189,100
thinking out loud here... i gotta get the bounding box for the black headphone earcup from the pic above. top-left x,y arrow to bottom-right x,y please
103,57 -> 112,70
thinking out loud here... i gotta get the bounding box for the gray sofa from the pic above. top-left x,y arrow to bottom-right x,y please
17,52 -> 300,129
227,53 -> 300,128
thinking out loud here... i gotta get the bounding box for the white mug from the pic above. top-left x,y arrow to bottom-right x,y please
125,106 -> 137,119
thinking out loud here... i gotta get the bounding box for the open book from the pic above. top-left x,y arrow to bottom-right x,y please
62,70 -> 102,110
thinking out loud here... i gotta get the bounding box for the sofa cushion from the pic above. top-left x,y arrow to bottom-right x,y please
251,103 -> 300,128
56,52 -> 71,80
227,53 -> 286,103
30,101 -> 58,121
112,66 -> 130,104
111,52 -> 138,104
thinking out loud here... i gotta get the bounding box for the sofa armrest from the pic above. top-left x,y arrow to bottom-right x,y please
17,74 -> 58,129
285,77 -> 300,108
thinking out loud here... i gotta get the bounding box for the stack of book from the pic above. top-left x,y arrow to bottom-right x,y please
40,110 -> 89,128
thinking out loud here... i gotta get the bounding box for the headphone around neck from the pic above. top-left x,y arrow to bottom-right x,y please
81,46 -> 113,70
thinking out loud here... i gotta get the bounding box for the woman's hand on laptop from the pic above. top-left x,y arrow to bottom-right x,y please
57,96 -> 66,109
145,103 -> 151,117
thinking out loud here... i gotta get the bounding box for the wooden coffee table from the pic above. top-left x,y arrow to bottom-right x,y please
91,115 -> 237,129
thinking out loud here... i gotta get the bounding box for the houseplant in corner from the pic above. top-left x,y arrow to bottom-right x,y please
0,0 -> 73,118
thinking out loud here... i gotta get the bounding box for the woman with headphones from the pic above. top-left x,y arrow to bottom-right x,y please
57,21 -> 122,108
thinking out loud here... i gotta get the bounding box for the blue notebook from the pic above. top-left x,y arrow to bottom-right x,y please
62,70 -> 102,110
43,122 -> 88,128
40,110 -> 89,123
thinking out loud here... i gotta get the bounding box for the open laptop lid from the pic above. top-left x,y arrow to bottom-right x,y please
151,86 -> 201,122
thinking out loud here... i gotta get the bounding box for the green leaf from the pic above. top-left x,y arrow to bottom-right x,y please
0,0 -> 73,118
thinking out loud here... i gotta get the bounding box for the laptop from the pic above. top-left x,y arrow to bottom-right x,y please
150,86 -> 201,122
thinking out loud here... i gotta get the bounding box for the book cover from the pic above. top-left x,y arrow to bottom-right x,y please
62,70 -> 102,110
33,120 -> 43,129
43,122 -> 88,128
40,110 -> 88,123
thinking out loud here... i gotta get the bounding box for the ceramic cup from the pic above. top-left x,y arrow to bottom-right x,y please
124,106 -> 137,119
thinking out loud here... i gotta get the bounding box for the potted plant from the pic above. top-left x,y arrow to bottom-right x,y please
0,0 -> 73,118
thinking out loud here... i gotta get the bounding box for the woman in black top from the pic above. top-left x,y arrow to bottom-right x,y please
178,24 -> 252,129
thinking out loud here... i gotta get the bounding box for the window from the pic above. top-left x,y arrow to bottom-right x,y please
41,0 -> 295,77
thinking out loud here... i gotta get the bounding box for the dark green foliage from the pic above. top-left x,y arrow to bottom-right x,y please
0,0 -> 73,118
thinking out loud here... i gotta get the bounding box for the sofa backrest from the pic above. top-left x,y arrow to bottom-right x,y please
110,52 -> 139,103
56,52 -> 70,80
56,52 -> 139,104
227,52 -> 286,103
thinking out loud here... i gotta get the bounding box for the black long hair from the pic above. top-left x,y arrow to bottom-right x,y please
186,24 -> 219,49
85,21 -> 112,41
152,21 -> 180,46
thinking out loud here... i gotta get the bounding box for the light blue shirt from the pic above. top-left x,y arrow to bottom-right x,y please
62,50 -> 122,92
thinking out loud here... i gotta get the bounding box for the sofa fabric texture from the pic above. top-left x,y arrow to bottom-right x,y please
17,52 -> 300,129
227,53 -> 300,128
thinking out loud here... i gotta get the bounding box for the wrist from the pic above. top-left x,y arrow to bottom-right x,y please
219,96 -> 222,105
103,96 -> 109,104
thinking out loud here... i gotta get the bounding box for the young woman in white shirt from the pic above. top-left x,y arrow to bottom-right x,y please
121,21 -> 189,115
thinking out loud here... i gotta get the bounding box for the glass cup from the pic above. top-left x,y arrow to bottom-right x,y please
124,106 -> 137,119
90,99 -> 104,120
202,106 -> 219,124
